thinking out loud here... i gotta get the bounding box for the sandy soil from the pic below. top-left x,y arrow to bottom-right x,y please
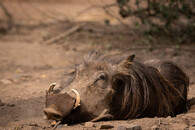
0,0 -> 194,129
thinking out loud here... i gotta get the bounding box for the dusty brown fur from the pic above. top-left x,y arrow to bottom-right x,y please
84,50 -> 189,119
45,50 -> 189,123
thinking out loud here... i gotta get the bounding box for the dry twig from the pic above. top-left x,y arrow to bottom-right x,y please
44,24 -> 85,45
53,121 -> 61,130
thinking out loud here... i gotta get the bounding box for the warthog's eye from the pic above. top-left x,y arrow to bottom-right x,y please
94,72 -> 108,89
98,73 -> 107,80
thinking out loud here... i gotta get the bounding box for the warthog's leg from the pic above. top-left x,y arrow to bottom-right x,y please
91,109 -> 113,122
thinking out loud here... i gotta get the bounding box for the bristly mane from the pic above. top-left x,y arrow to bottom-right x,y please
114,61 -> 180,118
84,50 -> 131,65
84,50 -> 188,119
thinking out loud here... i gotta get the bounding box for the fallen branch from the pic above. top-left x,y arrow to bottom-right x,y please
53,121 -> 61,130
44,24 -> 85,45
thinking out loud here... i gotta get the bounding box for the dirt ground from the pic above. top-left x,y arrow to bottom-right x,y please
0,0 -> 195,130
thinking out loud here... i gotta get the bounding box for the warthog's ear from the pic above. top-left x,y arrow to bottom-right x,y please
126,55 -> 135,62
112,54 -> 135,87
118,54 -> 135,67
112,54 -> 135,81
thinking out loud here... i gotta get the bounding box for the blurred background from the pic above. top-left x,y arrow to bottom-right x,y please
0,0 -> 194,129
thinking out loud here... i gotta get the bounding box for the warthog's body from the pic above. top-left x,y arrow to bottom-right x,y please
44,51 -> 189,124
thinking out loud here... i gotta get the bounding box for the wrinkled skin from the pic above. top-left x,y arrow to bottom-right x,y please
44,51 -> 189,124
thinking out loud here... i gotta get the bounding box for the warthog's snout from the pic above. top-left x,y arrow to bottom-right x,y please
44,106 -> 63,121
44,83 -> 81,121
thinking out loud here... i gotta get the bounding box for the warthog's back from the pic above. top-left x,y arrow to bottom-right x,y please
145,60 -> 189,115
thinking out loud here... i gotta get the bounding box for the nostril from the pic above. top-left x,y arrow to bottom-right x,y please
44,110 -> 49,116
53,113 -> 61,119
44,109 -> 48,115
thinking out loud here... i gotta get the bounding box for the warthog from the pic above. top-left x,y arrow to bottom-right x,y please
44,50 -> 189,124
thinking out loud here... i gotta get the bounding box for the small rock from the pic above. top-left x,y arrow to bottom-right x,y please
7,103 -> 15,107
11,76 -> 20,83
56,124 -> 63,129
117,126 -> 126,130
63,124 -> 68,127
151,125 -> 160,130
117,124 -> 142,130
40,75 -> 47,78
84,122 -> 94,128
0,79 -> 12,85
100,124 -> 114,129
0,99 -> 4,106
51,121 -> 56,126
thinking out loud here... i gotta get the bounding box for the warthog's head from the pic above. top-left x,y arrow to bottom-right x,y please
44,50 -> 135,124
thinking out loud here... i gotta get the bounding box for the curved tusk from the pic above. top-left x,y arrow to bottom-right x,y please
72,89 -> 81,109
47,83 -> 56,95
